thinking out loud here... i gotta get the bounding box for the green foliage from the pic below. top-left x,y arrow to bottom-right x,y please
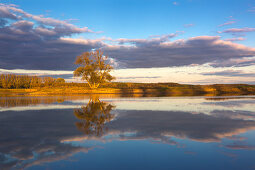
73,50 -> 115,89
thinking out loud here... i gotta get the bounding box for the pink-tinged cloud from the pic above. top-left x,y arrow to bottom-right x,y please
202,70 -> 255,77
102,36 -> 255,68
218,21 -> 236,27
116,33 -> 180,46
0,3 -> 94,35
11,20 -> 34,31
209,57 -> 255,67
0,5 -> 19,19
35,27 -> 57,36
225,144 -> 255,150
221,27 -> 255,33
224,37 -> 246,41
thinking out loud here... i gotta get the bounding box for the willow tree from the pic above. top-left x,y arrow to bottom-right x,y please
73,50 -> 115,89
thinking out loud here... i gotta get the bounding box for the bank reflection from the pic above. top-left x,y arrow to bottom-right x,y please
74,97 -> 115,136
0,96 -> 66,107
0,94 -> 117,108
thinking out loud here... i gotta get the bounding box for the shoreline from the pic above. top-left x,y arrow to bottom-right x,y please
1,85 -> 255,97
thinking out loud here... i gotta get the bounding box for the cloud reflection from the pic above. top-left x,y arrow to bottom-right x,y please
0,96 -> 255,169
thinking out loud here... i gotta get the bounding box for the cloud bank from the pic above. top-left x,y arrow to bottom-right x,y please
103,36 -> 255,68
0,3 -> 255,71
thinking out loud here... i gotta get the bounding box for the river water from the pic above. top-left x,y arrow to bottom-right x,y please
0,95 -> 255,170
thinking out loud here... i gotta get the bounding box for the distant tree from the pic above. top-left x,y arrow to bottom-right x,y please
73,50 -> 115,89
0,74 -> 63,89
56,78 -> 65,84
43,77 -> 55,87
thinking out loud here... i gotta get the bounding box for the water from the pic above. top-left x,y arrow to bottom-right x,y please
1,96 -> 255,170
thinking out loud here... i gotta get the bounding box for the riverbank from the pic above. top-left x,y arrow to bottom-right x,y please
1,84 -> 255,97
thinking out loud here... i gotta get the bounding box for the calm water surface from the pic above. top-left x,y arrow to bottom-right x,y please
1,96 -> 255,170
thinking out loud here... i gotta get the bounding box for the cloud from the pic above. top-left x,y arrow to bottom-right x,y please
219,27 -> 255,36
116,33 -> 180,46
202,70 -> 255,77
218,21 -> 236,27
0,23 -> 102,70
117,76 -> 161,80
0,3 -> 255,71
0,68 -> 73,76
208,57 -> 255,67
224,37 -> 246,41
0,3 -> 93,38
102,36 -> 255,68
225,144 -> 255,150
0,5 -> 19,19
2,3 -> 93,34
0,3 -> 103,70
0,27 -> 101,70
12,20 -> 34,31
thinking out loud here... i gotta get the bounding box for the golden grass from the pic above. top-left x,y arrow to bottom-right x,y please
0,84 -> 254,97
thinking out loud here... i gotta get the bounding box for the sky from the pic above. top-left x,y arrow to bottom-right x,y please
0,0 -> 255,84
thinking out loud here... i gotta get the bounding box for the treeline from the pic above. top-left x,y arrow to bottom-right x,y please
0,74 -> 190,89
0,74 -> 65,89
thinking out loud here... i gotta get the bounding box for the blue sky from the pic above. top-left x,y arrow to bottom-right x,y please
0,0 -> 255,84
6,0 -> 254,41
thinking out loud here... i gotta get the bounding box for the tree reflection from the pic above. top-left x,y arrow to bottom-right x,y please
73,97 -> 115,136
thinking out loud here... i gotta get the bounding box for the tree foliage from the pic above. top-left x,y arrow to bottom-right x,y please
56,78 -> 65,84
73,50 -> 115,89
0,74 -> 64,89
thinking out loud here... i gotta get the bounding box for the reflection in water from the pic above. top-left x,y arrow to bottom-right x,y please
105,110 -> 255,143
0,96 -> 65,107
205,96 -> 255,101
0,96 -> 255,169
0,109 -> 90,169
0,95 -> 117,108
74,97 -> 115,136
